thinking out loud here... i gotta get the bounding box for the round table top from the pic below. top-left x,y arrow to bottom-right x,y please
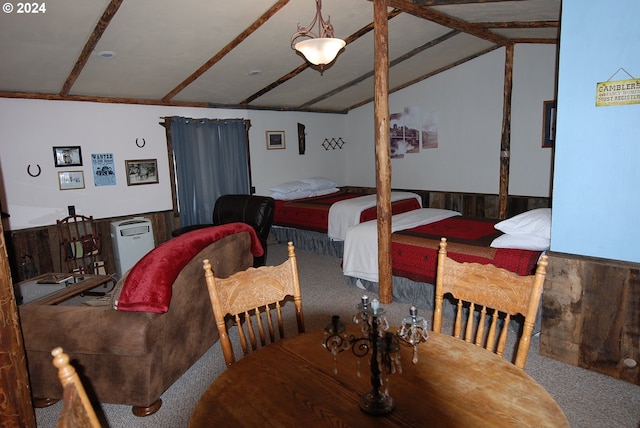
190,327 -> 569,427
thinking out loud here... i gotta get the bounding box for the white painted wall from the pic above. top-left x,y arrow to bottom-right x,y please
345,45 -> 556,197
246,109 -> 347,195
0,99 -> 348,230
0,99 -> 185,230
0,43 -> 556,231
510,44 -> 557,196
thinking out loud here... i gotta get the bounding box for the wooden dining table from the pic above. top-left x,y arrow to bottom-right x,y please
189,326 -> 569,427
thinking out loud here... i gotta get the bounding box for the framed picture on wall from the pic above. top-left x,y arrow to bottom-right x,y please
542,100 -> 556,148
53,146 -> 83,167
266,131 -> 285,150
126,159 -> 158,185
58,171 -> 85,190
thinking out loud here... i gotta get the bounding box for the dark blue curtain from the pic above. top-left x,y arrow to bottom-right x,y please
170,117 -> 250,226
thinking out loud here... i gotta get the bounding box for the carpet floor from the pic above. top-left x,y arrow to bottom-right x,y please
35,243 -> 640,427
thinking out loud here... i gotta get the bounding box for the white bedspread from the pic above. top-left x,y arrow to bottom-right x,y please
342,208 -> 461,283
327,191 -> 422,241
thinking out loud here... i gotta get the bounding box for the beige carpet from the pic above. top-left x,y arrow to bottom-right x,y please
35,243 -> 640,427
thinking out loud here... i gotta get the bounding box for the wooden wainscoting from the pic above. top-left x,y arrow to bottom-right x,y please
5,210 -> 177,283
541,251 -> 640,385
341,186 -> 550,218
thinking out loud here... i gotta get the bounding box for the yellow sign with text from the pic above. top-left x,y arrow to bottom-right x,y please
596,79 -> 640,107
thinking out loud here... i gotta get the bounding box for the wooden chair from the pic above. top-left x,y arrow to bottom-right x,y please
433,237 -> 548,369
56,214 -> 105,274
51,347 -> 101,428
203,241 -> 305,367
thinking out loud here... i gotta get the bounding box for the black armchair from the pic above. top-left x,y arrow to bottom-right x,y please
172,194 -> 275,267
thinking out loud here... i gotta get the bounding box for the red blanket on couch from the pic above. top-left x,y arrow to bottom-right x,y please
116,222 -> 262,313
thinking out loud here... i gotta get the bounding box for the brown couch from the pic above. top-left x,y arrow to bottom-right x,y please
19,224 -> 261,416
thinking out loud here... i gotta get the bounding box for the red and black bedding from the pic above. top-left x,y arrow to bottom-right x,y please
273,190 -> 421,235
274,190 -> 361,232
343,208 -> 550,284
391,217 -> 542,285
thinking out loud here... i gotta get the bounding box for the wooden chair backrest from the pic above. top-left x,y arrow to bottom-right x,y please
51,347 -> 101,428
433,237 -> 548,369
56,214 -> 102,274
203,241 -> 305,367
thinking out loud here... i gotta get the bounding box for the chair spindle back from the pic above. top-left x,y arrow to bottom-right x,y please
203,241 -> 305,367
434,237 -> 547,369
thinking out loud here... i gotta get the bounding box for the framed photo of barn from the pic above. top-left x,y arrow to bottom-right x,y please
126,159 -> 158,185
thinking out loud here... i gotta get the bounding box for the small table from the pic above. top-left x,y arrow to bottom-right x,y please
190,327 -> 569,427
16,273 -> 114,306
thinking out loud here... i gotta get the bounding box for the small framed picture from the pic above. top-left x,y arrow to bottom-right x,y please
266,131 -> 286,150
53,146 -> 83,167
58,171 -> 85,190
126,159 -> 158,185
542,100 -> 556,148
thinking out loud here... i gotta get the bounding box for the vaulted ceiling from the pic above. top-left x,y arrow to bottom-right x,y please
0,0 -> 560,113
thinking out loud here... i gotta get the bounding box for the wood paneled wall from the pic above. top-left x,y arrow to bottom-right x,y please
5,190 -> 550,283
541,251 -> 640,385
342,186 -> 550,219
4,189 -> 551,284
5,210 -> 177,283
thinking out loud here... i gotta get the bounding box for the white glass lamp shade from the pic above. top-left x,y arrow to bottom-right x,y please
295,37 -> 346,66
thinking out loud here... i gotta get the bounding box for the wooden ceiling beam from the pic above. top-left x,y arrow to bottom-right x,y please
240,9 -> 402,107
510,38 -> 557,44
481,20 -> 559,29
59,0 -> 124,97
0,90 -> 347,113
299,29 -> 459,109
383,0 -> 511,45
162,0 -> 290,102
347,45 -> 498,111
411,0 -> 527,4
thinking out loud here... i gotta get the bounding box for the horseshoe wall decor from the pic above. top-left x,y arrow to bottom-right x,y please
136,138 -> 146,148
27,164 -> 41,177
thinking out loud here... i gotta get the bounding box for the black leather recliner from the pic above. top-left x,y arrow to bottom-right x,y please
172,194 -> 275,267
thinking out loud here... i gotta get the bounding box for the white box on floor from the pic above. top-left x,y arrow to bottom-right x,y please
110,217 -> 155,277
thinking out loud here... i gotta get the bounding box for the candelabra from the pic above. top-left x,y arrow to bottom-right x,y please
323,296 -> 429,415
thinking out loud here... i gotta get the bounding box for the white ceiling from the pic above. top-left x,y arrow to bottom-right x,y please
0,0 -> 560,113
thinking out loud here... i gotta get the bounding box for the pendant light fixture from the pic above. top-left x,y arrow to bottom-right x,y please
290,0 -> 345,73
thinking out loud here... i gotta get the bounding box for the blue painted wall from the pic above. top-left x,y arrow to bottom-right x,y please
551,0 -> 640,263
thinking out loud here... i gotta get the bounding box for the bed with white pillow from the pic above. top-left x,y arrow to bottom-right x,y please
267,177 -> 422,255
344,208 -> 551,321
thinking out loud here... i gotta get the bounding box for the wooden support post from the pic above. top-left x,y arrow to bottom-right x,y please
498,44 -> 514,219
374,0 -> 392,304
0,222 -> 37,427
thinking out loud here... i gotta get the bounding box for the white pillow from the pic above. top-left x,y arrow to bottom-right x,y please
309,187 -> 340,197
490,234 -> 550,251
270,187 -> 340,200
301,177 -> 339,190
270,189 -> 313,200
268,180 -> 311,195
494,208 -> 551,239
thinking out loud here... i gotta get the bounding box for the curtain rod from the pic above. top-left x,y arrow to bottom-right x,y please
159,116 -> 249,125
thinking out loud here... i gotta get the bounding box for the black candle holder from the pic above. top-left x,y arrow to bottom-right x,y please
323,296 -> 402,415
